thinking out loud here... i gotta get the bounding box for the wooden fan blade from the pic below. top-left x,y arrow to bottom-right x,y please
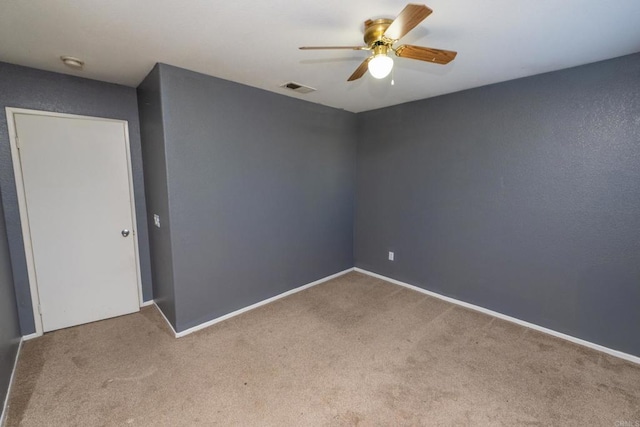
395,45 -> 457,64
384,4 -> 433,41
347,57 -> 372,81
299,46 -> 368,50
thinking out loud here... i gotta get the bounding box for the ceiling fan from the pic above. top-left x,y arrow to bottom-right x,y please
299,3 -> 457,81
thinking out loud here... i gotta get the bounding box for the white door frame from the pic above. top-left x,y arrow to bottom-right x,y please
5,107 -> 144,337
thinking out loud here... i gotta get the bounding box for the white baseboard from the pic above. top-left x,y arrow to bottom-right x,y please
354,268 -> 640,365
21,333 -> 39,342
140,300 -> 154,307
1,338 -> 23,427
153,301 -> 177,337
155,268 -> 355,338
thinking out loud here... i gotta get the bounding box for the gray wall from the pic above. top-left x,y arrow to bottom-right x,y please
137,65 -> 177,326
0,186 -> 20,413
355,53 -> 640,357
0,62 -> 153,334
142,64 -> 356,332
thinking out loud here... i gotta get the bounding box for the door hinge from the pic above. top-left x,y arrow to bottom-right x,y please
15,135 -> 20,149
37,304 -> 42,315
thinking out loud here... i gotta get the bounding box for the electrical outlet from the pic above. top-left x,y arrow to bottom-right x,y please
153,214 -> 161,228
388,251 -> 395,261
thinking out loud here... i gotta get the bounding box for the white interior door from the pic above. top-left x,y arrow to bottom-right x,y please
14,113 -> 140,332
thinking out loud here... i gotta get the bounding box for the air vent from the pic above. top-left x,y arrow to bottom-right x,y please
280,82 -> 316,94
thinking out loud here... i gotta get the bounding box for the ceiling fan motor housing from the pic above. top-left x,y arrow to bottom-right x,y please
364,19 -> 394,46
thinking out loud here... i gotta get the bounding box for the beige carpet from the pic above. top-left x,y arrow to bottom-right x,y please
5,272 -> 640,426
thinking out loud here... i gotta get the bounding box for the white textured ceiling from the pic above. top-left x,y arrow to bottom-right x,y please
1,0 -> 639,113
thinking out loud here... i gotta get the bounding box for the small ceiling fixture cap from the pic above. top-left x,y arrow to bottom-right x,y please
60,56 -> 84,69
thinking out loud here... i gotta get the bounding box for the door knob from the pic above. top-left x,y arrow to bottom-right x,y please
121,229 -> 130,237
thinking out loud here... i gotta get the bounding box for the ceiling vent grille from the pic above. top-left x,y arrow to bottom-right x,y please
280,82 -> 316,94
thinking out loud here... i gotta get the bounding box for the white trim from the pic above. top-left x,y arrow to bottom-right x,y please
154,268 -> 355,338
5,107 -> 145,337
6,109 -> 43,337
0,338 -> 23,427
120,121 -> 145,308
354,268 -> 640,365
21,333 -> 39,342
140,300 -> 154,307
153,302 -> 177,337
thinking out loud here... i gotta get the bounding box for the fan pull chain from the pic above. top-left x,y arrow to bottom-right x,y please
391,67 -> 395,86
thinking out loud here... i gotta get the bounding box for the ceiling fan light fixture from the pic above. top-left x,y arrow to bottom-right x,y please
368,45 -> 393,79
368,54 -> 393,79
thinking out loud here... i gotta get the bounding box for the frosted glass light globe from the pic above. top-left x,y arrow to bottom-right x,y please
368,54 -> 393,79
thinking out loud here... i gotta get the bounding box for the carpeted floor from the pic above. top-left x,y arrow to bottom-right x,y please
5,272 -> 640,426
